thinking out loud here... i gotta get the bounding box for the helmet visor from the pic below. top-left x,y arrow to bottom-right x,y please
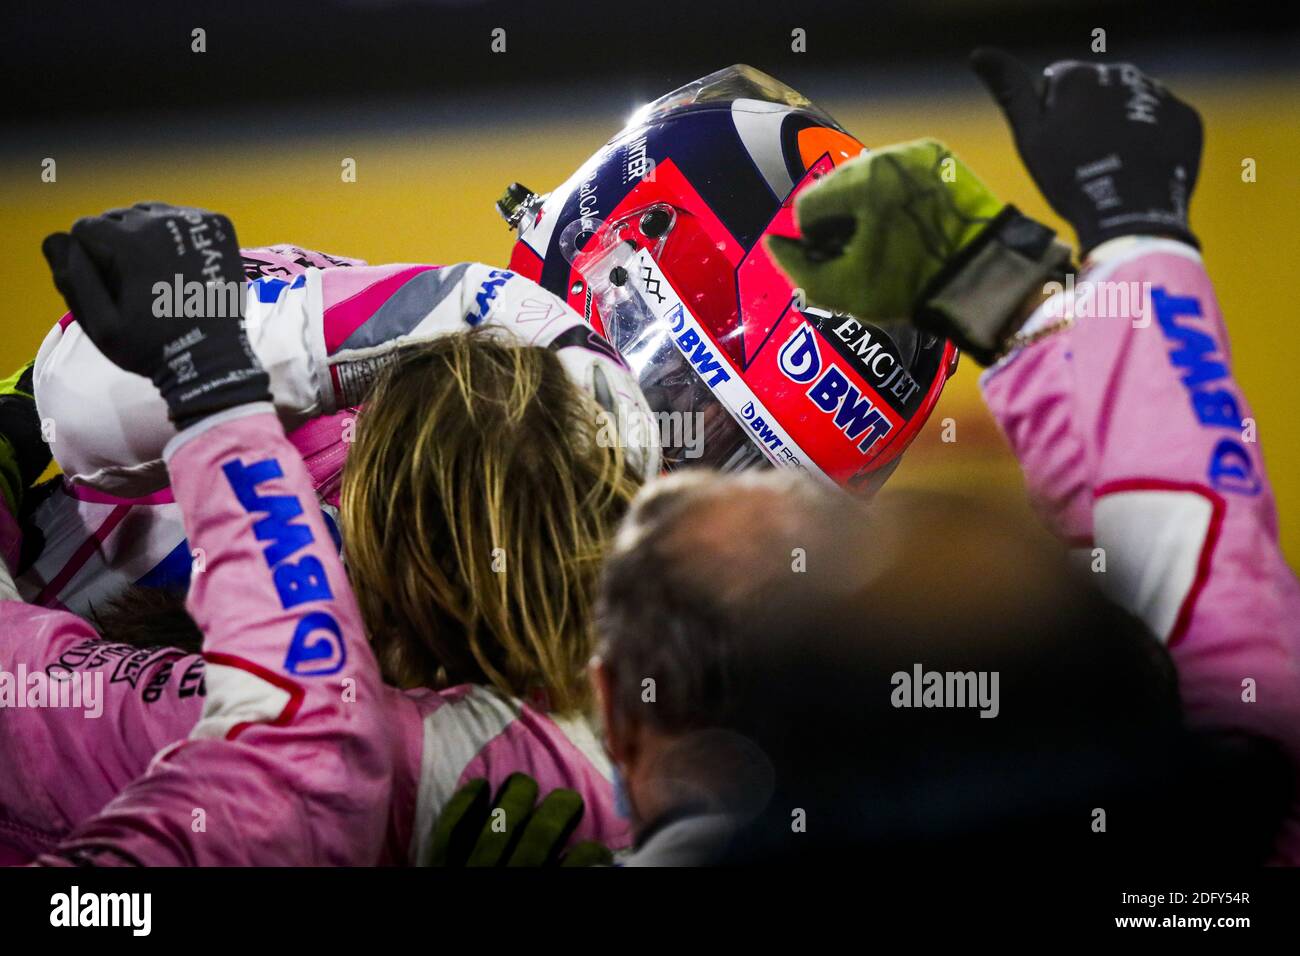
564,205 -> 771,473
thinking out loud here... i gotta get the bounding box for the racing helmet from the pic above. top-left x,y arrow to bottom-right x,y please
502,64 -> 958,493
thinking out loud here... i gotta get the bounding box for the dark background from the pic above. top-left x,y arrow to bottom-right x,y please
5,0 -> 1298,124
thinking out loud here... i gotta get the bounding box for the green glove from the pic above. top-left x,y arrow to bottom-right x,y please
428,773 -> 613,867
768,138 -> 1072,365
0,362 -> 51,517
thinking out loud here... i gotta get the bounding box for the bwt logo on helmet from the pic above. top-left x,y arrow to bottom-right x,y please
222,457 -> 347,677
739,401 -> 786,454
466,269 -> 514,326
666,303 -> 731,387
778,325 -> 893,454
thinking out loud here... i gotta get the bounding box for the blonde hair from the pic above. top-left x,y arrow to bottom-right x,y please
340,330 -> 641,713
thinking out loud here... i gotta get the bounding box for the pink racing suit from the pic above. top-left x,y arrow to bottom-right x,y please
0,589 -> 627,864
2,405 -> 392,865
1,411 -> 628,865
980,237 -> 1300,862
3,251 -> 638,864
19,246 -> 364,617
23,247 -> 654,614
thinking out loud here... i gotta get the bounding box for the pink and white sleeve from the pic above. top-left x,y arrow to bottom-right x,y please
38,406 -> 391,866
981,237 -> 1300,859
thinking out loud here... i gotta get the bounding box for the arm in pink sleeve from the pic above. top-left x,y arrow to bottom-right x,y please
39,405 -> 391,865
0,597 -> 206,860
980,238 -> 1300,856
1,486 -> 204,860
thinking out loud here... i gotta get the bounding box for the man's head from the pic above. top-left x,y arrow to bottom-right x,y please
591,469 -> 847,827
593,471 -> 1283,863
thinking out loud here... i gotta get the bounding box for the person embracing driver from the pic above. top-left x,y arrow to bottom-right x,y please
7,203 -> 393,865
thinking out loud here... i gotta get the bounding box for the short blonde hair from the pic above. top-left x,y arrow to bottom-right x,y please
341,330 -> 641,713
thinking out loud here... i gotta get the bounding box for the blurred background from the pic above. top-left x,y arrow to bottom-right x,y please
3,0 -> 1298,562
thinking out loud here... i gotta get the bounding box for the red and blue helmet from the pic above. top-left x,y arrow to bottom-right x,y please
503,65 -> 957,493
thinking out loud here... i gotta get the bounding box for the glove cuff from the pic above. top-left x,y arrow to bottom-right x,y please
915,205 -> 1072,366
152,325 -> 272,431
1081,223 -> 1200,258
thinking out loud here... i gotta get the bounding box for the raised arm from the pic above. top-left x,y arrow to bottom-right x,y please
766,57 -> 1300,860
39,406 -> 390,865
963,51 -> 1300,754
33,204 -> 391,865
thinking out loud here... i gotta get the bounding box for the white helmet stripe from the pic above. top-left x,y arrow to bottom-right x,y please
630,248 -> 833,486
731,99 -> 796,201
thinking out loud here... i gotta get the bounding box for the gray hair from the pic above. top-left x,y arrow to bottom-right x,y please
594,468 -> 865,734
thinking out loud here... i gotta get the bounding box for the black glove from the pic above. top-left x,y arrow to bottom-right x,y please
42,203 -> 270,430
429,774 -> 613,867
970,48 -> 1202,255
0,362 -> 51,517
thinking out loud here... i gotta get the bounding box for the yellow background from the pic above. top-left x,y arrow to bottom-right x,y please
2,74 -> 1296,562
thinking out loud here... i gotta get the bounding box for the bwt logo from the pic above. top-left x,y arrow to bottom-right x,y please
778,325 -> 892,454
466,269 -> 513,326
666,303 -> 731,387
1153,288 -> 1260,495
740,401 -> 785,453
222,457 -> 347,676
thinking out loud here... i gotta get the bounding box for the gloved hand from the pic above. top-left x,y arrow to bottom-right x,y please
429,773 -> 613,867
970,48 -> 1203,255
0,362 -> 51,517
42,202 -> 271,430
767,139 -> 1071,365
